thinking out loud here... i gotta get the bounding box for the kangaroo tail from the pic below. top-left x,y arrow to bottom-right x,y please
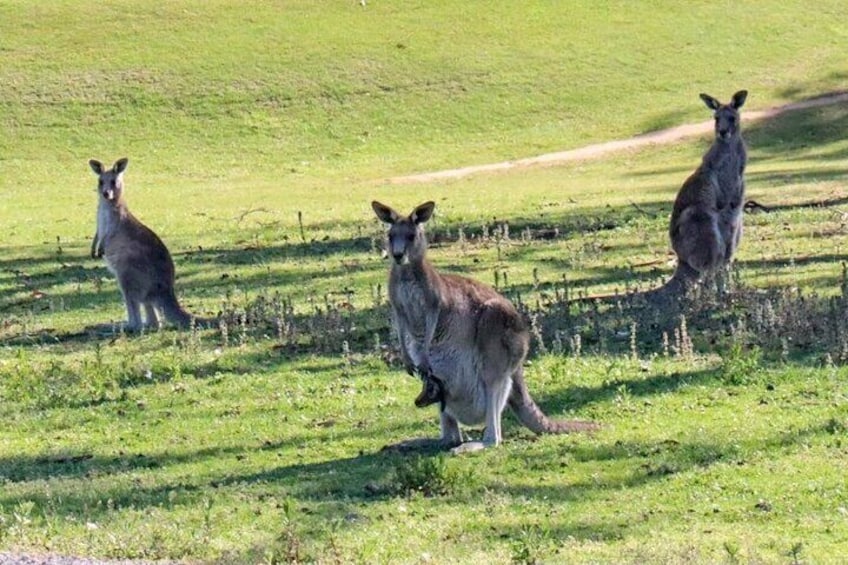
669,260 -> 701,288
159,290 -> 194,328
508,367 -> 600,434
157,289 -> 219,330
640,260 -> 700,303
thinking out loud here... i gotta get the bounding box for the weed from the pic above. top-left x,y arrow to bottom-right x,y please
391,455 -> 468,498
722,540 -> 741,564
787,542 -> 805,565
509,526 -> 553,565
265,499 -> 309,565
720,343 -> 762,386
824,417 -> 847,435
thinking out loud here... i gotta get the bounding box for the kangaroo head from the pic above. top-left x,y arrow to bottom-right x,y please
700,90 -> 747,142
372,200 -> 435,265
89,157 -> 129,203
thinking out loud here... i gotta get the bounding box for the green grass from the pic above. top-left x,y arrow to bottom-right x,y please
2,1 -> 848,563
2,352 -> 846,562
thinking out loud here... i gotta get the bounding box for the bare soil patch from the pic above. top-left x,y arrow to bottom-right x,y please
389,91 -> 848,184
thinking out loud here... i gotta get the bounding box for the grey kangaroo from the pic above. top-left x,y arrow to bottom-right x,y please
90,157 -> 197,331
373,200 -> 598,453
668,90 -> 748,290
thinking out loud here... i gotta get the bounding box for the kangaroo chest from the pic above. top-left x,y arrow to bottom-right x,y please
96,203 -> 127,275
710,145 -> 746,209
96,202 -> 120,245
392,281 -> 435,335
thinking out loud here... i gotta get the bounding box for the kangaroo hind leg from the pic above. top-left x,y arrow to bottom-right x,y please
675,206 -> 724,273
123,297 -> 143,333
481,375 -> 512,446
144,302 -> 161,330
451,365 -> 512,454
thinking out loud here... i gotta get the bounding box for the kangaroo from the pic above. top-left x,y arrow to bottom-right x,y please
90,157 -> 198,332
668,90 -> 748,290
373,200 -> 598,453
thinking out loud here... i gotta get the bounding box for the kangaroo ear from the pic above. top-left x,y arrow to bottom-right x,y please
411,201 -> 436,225
89,159 -> 104,175
113,157 -> 129,174
699,93 -> 721,111
372,201 -> 399,224
730,90 -> 748,109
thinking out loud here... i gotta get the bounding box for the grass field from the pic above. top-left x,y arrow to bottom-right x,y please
1,1 -> 848,563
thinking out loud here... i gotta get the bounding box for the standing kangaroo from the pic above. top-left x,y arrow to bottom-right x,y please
373,200 -> 598,453
669,90 -> 748,289
90,157 -> 197,332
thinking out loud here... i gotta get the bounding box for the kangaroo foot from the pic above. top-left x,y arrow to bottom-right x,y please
450,440 -> 491,455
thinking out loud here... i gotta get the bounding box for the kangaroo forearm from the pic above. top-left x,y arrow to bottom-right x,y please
395,325 -> 417,374
422,311 -> 439,359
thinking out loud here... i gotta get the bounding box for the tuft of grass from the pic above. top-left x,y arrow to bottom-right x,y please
508,526 -> 555,565
390,454 -> 472,498
720,342 -> 762,386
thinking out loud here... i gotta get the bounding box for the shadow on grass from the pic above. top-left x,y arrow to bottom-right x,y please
525,366 -> 717,417
736,253 -> 848,272
0,244 -> 373,317
0,415 -> 417,486
747,95 -> 848,165
0,421 -> 428,518
1,196 -> 670,317
181,234 -> 376,264
495,419 -> 839,517
2,414 -> 837,543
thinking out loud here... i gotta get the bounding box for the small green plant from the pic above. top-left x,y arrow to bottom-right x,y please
787,541 -> 804,565
722,540 -> 741,563
391,455 -> 467,497
720,342 -> 762,385
509,526 -> 553,565
265,499 -> 309,565
824,417 -> 847,435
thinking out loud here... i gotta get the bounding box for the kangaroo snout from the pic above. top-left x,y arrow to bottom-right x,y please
718,128 -> 734,141
392,252 -> 405,264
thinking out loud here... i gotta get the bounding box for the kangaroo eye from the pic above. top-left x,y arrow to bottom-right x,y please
406,233 -> 415,242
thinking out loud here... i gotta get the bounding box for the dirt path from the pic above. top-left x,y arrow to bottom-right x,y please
0,553 -> 168,565
389,91 -> 848,185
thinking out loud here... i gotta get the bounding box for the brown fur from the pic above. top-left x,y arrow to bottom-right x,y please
669,90 -> 748,289
373,200 -> 598,453
89,157 -> 196,331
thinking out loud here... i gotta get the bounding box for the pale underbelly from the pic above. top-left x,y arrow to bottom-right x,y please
429,344 -> 487,425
